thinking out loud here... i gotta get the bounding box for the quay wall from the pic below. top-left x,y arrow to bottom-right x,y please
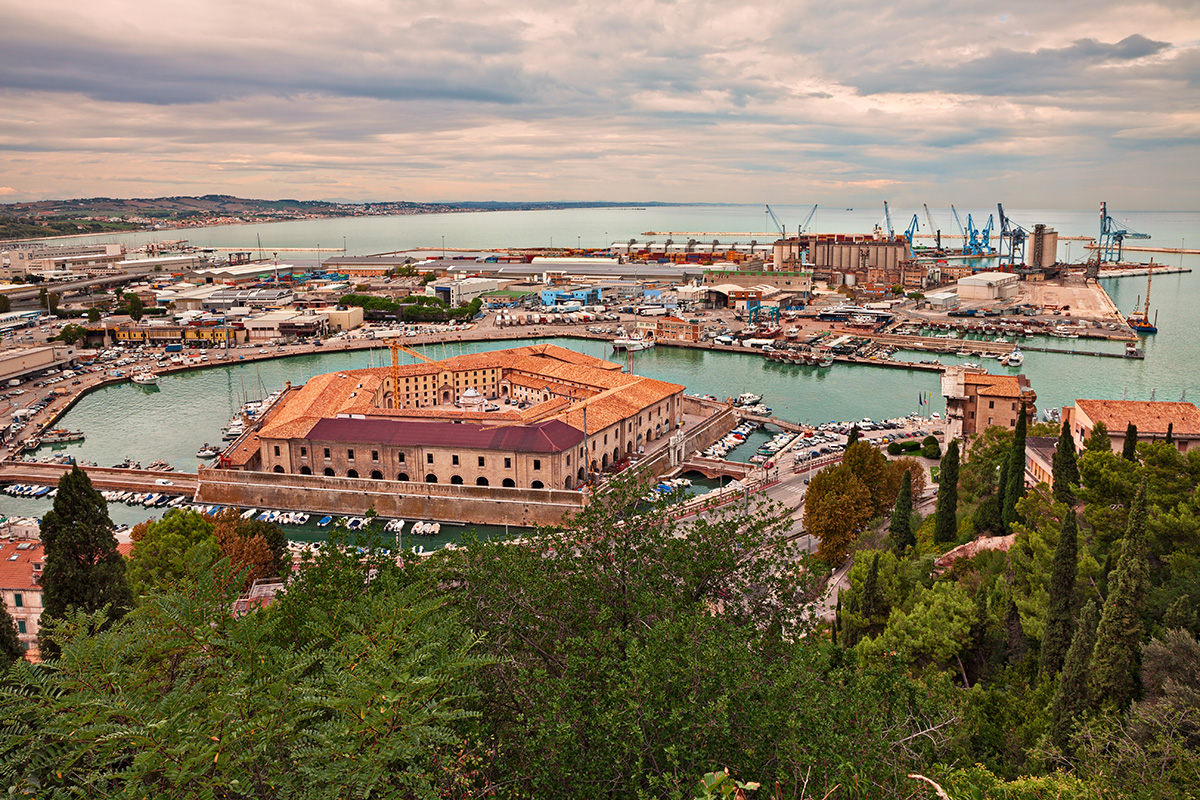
0,461 -> 198,493
194,468 -> 585,527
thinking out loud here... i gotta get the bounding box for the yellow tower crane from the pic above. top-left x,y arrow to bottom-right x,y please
388,339 -> 437,409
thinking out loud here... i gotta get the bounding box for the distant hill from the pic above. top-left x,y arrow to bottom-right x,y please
0,195 -> 687,241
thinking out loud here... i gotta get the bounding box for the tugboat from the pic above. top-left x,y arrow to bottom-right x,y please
1126,261 -> 1159,333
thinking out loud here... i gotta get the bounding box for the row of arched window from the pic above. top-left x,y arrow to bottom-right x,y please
274,463 -> 545,489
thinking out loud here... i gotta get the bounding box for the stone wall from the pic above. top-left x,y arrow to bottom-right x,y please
195,467 -> 585,527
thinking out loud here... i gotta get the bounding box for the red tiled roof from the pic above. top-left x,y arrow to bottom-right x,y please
0,541 -> 43,592
305,417 -> 584,453
1076,400 -> 1200,436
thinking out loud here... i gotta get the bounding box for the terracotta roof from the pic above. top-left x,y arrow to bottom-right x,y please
0,541 -> 44,592
964,372 -> 1026,398
1076,400 -> 1200,436
305,418 -> 584,453
1026,436 -> 1057,463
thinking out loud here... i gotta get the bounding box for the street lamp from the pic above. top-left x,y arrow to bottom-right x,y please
441,236 -> 445,259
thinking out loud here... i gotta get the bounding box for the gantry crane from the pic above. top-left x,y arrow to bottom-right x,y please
883,201 -> 894,237
924,204 -> 942,251
1099,201 -> 1151,263
765,204 -> 785,237
904,214 -> 920,246
997,203 -> 1027,267
796,204 -> 818,235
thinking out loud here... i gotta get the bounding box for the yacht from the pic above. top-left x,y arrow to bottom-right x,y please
196,443 -> 221,458
131,371 -> 158,386
734,392 -> 763,407
1004,348 -> 1024,366
611,332 -> 655,352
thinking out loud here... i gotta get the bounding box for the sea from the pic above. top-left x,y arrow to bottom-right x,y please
4,204 -> 1197,539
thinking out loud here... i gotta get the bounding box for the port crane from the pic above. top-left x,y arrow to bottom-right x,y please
996,203 -> 1027,267
904,214 -> 920,246
883,201 -> 894,237
765,205 -> 785,238
796,204 -> 818,235
1099,201 -> 1151,263
977,214 -> 995,255
923,204 -> 942,250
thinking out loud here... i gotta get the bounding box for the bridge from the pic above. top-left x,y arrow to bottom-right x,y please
676,457 -> 755,480
0,461 -> 198,495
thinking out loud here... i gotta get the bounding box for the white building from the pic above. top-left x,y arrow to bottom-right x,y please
957,272 -> 1018,301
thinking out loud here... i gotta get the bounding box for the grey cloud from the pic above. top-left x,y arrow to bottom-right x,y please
852,34 -> 1172,96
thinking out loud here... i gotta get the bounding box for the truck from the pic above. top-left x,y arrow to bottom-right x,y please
164,343 -> 183,353
639,306 -> 668,317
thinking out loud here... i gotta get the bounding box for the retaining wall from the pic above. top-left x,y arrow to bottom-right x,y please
194,467 -> 585,527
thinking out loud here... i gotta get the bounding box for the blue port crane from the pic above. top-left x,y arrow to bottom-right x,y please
997,203 -> 1027,267
1099,201 -> 1150,262
978,214 -> 995,255
883,201 -> 894,237
905,214 -> 920,245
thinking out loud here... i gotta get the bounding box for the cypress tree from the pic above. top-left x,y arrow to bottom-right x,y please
0,603 -> 24,667
889,470 -> 914,555
861,552 -> 882,624
1121,422 -> 1138,461
1040,509 -> 1079,677
38,466 -> 133,658
832,596 -> 840,646
1002,404 -> 1027,530
1163,594 -> 1196,634
1084,420 -> 1110,452
1004,598 -> 1030,666
846,425 -> 860,448
1049,599 -> 1099,752
1090,481 -> 1150,709
1165,422 -> 1174,445
1052,420 -> 1080,505
933,439 -> 959,545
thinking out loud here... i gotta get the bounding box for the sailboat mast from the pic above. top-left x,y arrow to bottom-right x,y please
1143,261 -> 1153,317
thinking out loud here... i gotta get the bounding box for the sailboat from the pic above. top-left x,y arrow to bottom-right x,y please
1126,261 -> 1159,333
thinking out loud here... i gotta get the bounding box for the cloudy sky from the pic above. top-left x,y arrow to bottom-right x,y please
1,0 -> 1197,207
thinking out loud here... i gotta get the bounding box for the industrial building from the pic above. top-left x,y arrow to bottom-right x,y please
957,272 -> 1019,301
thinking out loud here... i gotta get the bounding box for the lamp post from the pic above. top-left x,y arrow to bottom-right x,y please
441,236 -> 445,259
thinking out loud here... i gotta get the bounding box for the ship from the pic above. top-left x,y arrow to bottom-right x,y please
612,332 -> 655,352
1126,261 -> 1159,333
131,371 -> 159,385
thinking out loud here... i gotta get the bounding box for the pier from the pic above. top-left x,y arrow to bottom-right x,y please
0,461 -> 198,494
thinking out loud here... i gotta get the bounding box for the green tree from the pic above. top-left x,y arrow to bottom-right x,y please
846,424 -> 860,448
1084,420 -> 1111,452
933,439 -> 960,545
0,603 -> 24,667
127,509 -> 218,597
805,463 -> 875,563
1048,599 -> 1099,752
861,552 -> 883,622
1165,422 -> 1174,445
1122,422 -> 1139,461
38,466 -> 133,658
890,469 -> 915,555
1091,482 -> 1150,709
1041,508 -> 1079,678
1052,420 -> 1080,505
860,581 -> 977,678
53,324 -> 88,345
124,292 -> 144,321
1002,404 -> 1028,531
0,294 -> 10,313
843,440 -> 893,515
87,307 -> 101,323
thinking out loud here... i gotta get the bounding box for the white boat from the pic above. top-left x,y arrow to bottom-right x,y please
196,443 -> 221,458
1005,348 -> 1024,366
131,372 -> 158,385
734,392 -> 763,406
612,333 -> 655,351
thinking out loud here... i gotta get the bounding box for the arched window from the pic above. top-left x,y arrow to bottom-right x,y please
475,476 -> 489,486
346,469 -> 359,478
425,474 -> 438,483
531,480 -> 544,489
612,447 -> 619,463
300,466 -> 312,475
370,470 -> 382,480
502,478 -> 515,487
564,477 -> 573,489
601,453 -> 609,468
398,472 -> 410,482
324,467 -> 335,476
577,467 -> 585,481
450,475 -> 463,485
272,465 -> 284,473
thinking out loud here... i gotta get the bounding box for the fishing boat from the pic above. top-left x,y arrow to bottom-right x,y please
1005,348 -> 1024,366
196,443 -> 221,458
316,515 -> 333,528
611,332 -> 655,351
131,371 -> 158,386
734,392 -> 763,407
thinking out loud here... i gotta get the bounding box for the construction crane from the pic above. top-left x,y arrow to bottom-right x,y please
904,214 -> 920,246
796,204 -> 818,235
924,203 -> 942,250
883,201 -> 894,237
951,205 -> 966,240
997,203 -> 1027,267
388,339 -> 437,409
765,205 -> 785,238
1099,201 -> 1151,263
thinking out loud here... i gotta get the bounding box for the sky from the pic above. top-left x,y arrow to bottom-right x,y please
1,0 -> 1198,208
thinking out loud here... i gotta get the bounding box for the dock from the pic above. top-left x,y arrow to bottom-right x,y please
0,461 -> 198,494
